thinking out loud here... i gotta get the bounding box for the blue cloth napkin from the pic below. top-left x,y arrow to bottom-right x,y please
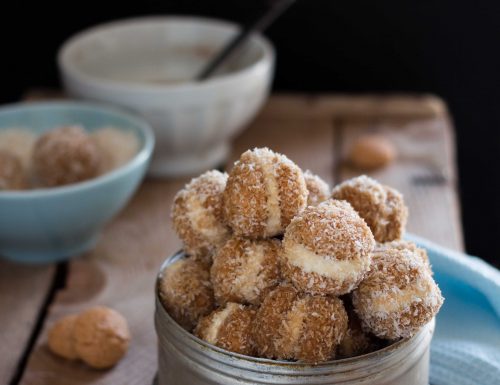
407,235 -> 500,385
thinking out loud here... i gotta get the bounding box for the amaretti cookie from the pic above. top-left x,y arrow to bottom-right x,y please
73,306 -> 130,369
47,314 -> 79,360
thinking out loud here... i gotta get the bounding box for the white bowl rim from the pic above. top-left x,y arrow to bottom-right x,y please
0,101 -> 155,200
57,15 -> 275,94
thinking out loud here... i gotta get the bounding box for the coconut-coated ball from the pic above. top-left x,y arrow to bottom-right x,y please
331,175 -> 408,242
0,150 -> 25,190
172,170 -> 231,260
352,247 -> 443,340
303,170 -> 330,206
159,257 -> 215,331
195,302 -> 256,356
47,314 -> 79,360
223,148 -> 308,238
280,199 -> 375,296
375,240 -> 430,270
253,285 -> 348,363
32,126 -> 101,187
73,306 -> 130,369
211,237 -> 281,306
337,297 -> 382,359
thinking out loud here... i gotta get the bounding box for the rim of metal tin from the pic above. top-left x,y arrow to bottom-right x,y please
156,250 -> 434,371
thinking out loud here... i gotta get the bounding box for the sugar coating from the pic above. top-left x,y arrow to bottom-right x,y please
280,200 -> 375,296
159,258 -> 215,331
223,148 -> 308,239
47,314 -> 79,360
337,297 -> 381,359
332,175 -> 408,242
195,302 -> 256,356
352,247 -> 443,340
0,150 -> 25,190
172,170 -> 231,260
253,285 -> 348,363
211,237 -> 281,306
304,170 -> 330,206
375,240 -> 430,271
73,306 -> 130,369
32,126 -> 101,187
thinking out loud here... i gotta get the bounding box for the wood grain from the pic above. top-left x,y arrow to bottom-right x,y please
229,97 -> 336,185
5,94 -> 463,385
19,180 -> 185,385
0,262 -> 55,385
337,116 -> 463,250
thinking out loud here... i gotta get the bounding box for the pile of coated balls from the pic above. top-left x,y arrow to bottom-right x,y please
159,147 -> 443,364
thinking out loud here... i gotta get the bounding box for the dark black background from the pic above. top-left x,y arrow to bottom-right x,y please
1,1 -> 499,265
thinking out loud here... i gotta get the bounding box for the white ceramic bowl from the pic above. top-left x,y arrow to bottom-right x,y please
58,16 -> 275,177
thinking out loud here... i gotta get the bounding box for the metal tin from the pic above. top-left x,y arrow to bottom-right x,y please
155,251 -> 435,385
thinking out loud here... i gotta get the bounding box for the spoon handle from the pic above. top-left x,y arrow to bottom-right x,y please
196,0 -> 296,81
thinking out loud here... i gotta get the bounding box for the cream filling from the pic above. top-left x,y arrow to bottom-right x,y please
232,244 -> 267,302
186,194 -> 227,243
260,161 -> 282,236
204,304 -> 238,344
279,299 -> 306,355
368,280 -> 440,314
284,242 -> 368,281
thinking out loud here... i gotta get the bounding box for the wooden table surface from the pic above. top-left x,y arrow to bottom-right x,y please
1,94 -> 464,385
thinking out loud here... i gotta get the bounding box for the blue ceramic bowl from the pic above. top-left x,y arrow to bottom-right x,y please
0,102 -> 154,263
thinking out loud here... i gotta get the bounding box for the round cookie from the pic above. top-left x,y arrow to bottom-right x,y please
47,314 -> 78,360
172,170 -> 230,260
159,257 -> 215,331
0,150 -> 25,190
349,134 -> 396,170
375,239 -> 430,270
253,285 -> 348,363
352,247 -> 443,339
303,170 -> 330,206
195,302 -> 256,356
223,148 -> 308,238
211,237 -> 281,306
73,306 -> 130,369
331,175 -> 408,242
337,297 -> 381,359
280,199 -> 375,296
32,126 -> 101,187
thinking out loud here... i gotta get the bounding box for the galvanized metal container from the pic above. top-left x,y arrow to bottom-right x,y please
155,251 -> 435,385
